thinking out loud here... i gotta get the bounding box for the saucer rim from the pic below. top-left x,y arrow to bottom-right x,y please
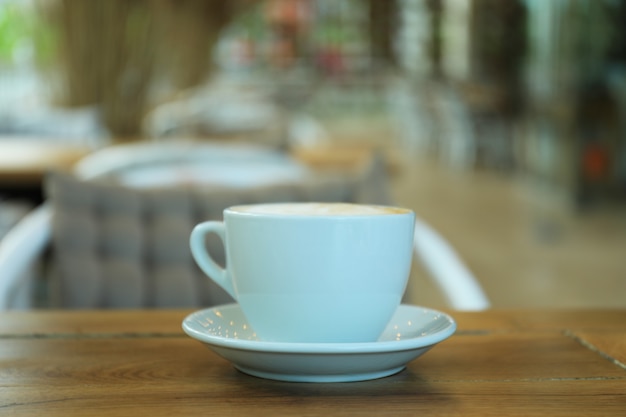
233,364 -> 407,383
182,303 -> 456,354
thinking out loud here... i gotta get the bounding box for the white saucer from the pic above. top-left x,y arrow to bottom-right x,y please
182,304 -> 456,383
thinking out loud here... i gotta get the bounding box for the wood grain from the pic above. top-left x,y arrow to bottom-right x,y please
569,330 -> 626,368
1,309 -> 624,416
0,309 -> 191,336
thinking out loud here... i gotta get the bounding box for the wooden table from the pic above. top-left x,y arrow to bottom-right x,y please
0,139 -> 90,186
0,309 -> 624,416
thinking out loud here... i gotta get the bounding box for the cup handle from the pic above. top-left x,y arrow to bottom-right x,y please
190,221 -> 236,299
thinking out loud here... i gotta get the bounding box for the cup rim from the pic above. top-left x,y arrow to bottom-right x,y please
224,202 -> 414,218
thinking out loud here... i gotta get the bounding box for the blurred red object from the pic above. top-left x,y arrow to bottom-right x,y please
582,142 -> 610,181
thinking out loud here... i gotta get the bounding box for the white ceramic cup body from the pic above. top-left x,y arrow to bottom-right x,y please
190,203 -> 415,343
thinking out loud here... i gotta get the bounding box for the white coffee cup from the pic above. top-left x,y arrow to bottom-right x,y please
190,202 -> 415,343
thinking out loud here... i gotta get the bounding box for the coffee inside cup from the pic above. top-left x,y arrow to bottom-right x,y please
229,202 -> 410,216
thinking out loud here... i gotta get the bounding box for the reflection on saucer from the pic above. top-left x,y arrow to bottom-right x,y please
183,304 -> 456,383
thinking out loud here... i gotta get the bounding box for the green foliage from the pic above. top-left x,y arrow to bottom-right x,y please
0,1 -> 57,66
0,2 -> 27,62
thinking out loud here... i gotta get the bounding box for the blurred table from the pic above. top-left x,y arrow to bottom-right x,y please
291,145 -> 375,173
0,308 -> 624,416
0,139 -> 90,186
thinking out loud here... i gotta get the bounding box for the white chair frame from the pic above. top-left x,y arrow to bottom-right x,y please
0,143 -> 490,311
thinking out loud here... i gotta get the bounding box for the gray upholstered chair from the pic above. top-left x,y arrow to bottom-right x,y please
0,141 -> 488,310
0,142 -> 397,309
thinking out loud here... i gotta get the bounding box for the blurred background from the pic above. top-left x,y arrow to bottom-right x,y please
1,0 -> 625,309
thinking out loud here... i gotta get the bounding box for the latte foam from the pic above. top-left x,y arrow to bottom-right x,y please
229,202 -> 410,216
